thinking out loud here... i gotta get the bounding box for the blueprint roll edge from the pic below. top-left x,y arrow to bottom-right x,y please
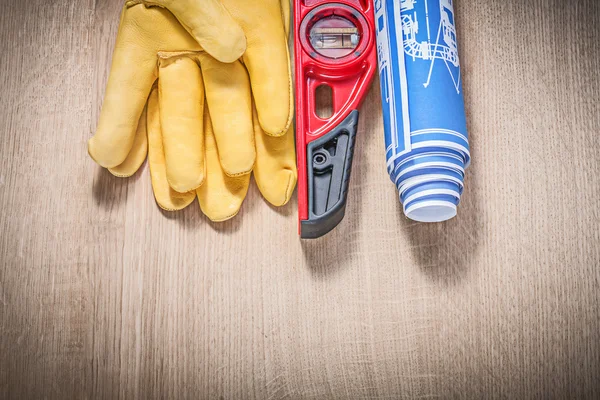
374,0 -> 471,223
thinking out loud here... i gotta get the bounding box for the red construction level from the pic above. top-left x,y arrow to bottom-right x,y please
294,0 -> 377,238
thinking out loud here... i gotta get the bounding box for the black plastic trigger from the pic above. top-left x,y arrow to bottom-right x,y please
301,110 -> 359,239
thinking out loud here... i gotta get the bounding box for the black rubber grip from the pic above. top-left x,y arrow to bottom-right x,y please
301,110 -> 359,239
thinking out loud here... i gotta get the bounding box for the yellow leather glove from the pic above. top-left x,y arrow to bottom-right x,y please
89,1 -> 296,221
117,80 -> 296,220
127,0 -> 246,63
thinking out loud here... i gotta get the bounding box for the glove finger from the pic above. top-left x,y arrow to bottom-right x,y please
280,0 -> 291,38
108,104 -> 149,178
88,6 -> 158,168
158,55 -> 206,193
221,0 -> 293,137
253,104 -> 297,207
197,109 -> 250,222
147,0 -> 246,63
147,85 -> 196,211
198,53 -> 255,177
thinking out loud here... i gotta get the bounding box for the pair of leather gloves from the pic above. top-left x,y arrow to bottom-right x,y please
88,0 -> 297,221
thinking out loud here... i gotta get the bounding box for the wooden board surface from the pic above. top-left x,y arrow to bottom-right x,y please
1,0 -> 599,398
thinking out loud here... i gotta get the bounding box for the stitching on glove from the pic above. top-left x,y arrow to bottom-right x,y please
255,168 -> 295,207
223,164 -> 255,178
270,6 -> 294,138
157,50 -> 204,60
208,209 -> 241,222
165,176 -> 205,195
109,170 -> 134,178
156,201 -> 192,212
284,51 -> 294,135
264,46 -> 294,138
126,0 -> 164,9
282,168 -> 295,205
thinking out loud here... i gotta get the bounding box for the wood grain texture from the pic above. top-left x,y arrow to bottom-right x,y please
1,0 -> 599,398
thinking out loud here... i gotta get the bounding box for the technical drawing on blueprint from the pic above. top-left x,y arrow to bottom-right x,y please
400,0 -> 462,93
374,0 -> 469,171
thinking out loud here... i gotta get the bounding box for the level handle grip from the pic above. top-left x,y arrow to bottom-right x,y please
301,110 -> 359,239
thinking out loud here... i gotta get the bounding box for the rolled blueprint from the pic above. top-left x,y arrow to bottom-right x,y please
374,0 -> 470,222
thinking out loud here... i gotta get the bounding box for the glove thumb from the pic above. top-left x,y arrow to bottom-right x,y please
135,0 -> 246,63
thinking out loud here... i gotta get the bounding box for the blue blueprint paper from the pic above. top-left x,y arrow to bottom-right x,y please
374,0 -> 471,222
